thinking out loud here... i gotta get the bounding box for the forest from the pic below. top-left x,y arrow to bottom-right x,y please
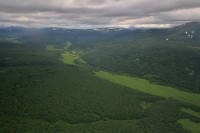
1,23 -> 200,133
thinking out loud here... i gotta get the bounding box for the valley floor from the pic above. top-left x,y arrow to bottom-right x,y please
95,71 -> 200,107
1,41 -> 200,133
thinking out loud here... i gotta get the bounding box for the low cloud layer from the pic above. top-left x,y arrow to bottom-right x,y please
0,0 -> 200,28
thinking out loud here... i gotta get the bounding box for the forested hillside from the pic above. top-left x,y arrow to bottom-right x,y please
1,22 -> 200,133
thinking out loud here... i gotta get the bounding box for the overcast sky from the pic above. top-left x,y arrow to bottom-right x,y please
0,0 -> 200,28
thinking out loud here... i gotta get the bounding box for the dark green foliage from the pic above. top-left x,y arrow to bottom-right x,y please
80,23 -> 200,92
84,44 -> 200,92
1,41 -> 199,132
1,22 -> 200,132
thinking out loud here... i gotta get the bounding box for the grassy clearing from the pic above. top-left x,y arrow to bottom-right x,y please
178,119 -> 200,133
60,52 -> 79,65
60,42 -> 86,66
181,108 -> 200,118
95,71 -> 200,106
60,51 -> 86,66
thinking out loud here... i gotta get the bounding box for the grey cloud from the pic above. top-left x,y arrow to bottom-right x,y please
0,0 -> 200,28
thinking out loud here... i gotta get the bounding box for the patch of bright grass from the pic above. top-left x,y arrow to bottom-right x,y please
60,42 -> 86,66
60,52 -> 78,65
178,119 -> 200,133
181,108 -> 200,119
60,51 -> 86,66
95,71 -> 200,106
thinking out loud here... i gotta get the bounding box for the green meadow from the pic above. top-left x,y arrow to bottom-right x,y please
181,107 -> 200,118
60,42 -> 86,66
95,71 -> 200,106
179,107 -> 200,133
60,52 -> 80,65
178,119 -> 200,133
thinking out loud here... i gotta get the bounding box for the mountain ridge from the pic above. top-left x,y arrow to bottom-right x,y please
0,22 -> 199,31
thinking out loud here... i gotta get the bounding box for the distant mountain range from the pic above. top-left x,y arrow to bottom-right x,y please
0,22 -> 199,45
1,22 -> 199,30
